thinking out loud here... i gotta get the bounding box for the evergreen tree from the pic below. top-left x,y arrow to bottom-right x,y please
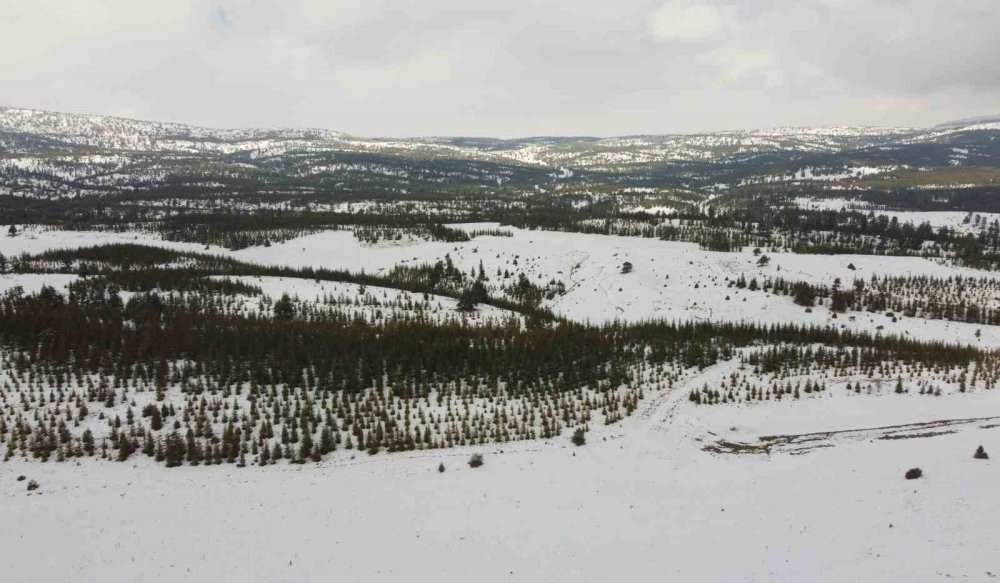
164,431 -> 185,468
274,293 -> 295,321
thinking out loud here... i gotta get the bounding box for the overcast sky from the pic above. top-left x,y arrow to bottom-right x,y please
2,0 -> 998,137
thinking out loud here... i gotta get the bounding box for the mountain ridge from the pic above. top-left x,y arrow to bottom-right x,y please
2,104 -> 999,202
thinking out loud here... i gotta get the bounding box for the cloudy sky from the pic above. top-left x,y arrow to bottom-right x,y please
2,0 -> 997,137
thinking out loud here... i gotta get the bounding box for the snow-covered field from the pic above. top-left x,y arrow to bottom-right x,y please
3,221 -> 999,582
7,223 -> 1000,351
794,197 -> 1000,235
15,222 -> 1000,344
225,276 -> 521,325
3,359 -> 997,583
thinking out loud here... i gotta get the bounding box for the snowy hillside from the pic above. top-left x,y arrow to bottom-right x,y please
3,107 -> 1000,583
4,354 -> 997,583
5,105 -> 984,168
8,223 -> 1000,345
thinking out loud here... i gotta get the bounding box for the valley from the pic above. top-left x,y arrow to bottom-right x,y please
1,107 -> 999,582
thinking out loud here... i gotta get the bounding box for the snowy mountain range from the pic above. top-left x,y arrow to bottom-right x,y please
2,105 -> 999,200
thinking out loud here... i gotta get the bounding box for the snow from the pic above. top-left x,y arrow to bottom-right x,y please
225,275 -> 521,325
0,272 -> 78,294
745,166 -> 898,185
794,197 -> 1000,234
0,106 -> 952,173
4,221 -> 1000,582
3,359 -> 997,583
8,223 -> 1000,345
620,204 -> 679,214
0,226 -> 227,257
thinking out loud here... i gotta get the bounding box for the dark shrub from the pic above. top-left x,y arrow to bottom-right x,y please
468,453 -> 484,468
791,282 -> 816,307
974,445 -> 989,460
905,468 -> 922,480
26,479 -> 39,491
571,428 -> 586,446
830,290 -> 853,313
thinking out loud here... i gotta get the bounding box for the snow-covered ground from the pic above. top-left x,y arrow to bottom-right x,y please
228,275 -> 521,325
744,165 -> 898,185
3,358 -> 997,583
3,222 -> 1000,582
240,224 -> 1000,347
7,223 -> 1000,345
794,197 -> 1000,235
0,272 -> 78,294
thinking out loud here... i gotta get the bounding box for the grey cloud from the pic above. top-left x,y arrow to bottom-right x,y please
0,0 -> 997,136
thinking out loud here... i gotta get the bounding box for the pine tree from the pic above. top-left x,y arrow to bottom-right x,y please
164,431 -> 185,468
274,293 -> 295,321
150,406 -> 163,431
298,425 -> 313,462
117,434 -> 134,461
82,429 -> 95,456
185,429 -> 202,465
319,426 -> 334,454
